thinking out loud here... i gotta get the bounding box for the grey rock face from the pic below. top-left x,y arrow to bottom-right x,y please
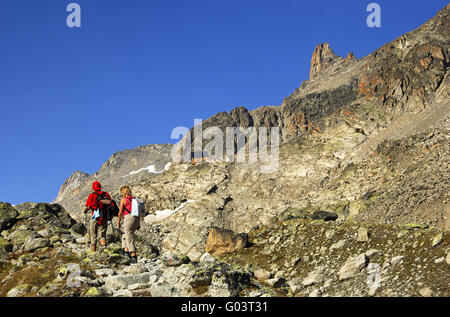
310,42 -> 343,79
54,144 -> 173,221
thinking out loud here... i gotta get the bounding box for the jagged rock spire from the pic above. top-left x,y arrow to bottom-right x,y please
309,42 -> 340,79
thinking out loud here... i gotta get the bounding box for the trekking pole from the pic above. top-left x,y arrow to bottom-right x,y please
111,219 -> 115,236
110,219 -> 117,241
84,213 -> 89,247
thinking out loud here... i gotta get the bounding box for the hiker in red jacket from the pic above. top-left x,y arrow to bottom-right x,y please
83,181 -> 112,252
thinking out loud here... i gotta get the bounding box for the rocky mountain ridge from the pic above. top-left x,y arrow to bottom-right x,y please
129,4 -> 449,262
54,144 -> 173,221
1,4 -> 449,298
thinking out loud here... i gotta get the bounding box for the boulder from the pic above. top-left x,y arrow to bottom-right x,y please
365,249 -> 382,259
325,229 -> 335,239
82,287 -> 109,297
122,264 -> 148,275
113,289 -> 133,297
189,273 -> 213,289
391,256 -> 404,265
357,227 -> 369,242
0,237 -> 12,260
162,229 -> 205,261
266,277 -> 286,289
189,263 -> 253,297
205,227 -> 248,256
104,272 -> 152,291
189,263 -> 226,289
312,211 -> 338,222
37,283 -> 61,297
286,277 -> 303,295
199,252 -> 216,264
23,238 -> 50,253
418,287 -> 433,297
6,284 -> 32,297
14,203 -> 76,229
338,254 -> 368,281
161,252 -> 191,267
302,266 -> 325,287
330,239 -> 346,251
95,268 -> 115,277
70,222 -> 87,236
128,283 -> 150,291
150,283 -> 177,297
431,232 -> 444,247
8,230 -> 39,246
254,268 -> 271,282
0,202 -> 18,231
208,271 -> 238,297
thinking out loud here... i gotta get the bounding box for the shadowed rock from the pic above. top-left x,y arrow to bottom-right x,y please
312,211 -> 339,222
205,227 -> 248,256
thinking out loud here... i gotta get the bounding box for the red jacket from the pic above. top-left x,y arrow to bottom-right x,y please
86,190 -> 111,213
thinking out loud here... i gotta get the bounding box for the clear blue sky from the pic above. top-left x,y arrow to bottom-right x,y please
0,0 -> 447,205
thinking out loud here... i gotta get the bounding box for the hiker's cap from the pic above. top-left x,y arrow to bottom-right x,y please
92,181 -> 102,191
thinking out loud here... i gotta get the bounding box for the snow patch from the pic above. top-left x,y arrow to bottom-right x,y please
144,200 -> 196,224
129,164 -> 161,175
123,162 -> 172,178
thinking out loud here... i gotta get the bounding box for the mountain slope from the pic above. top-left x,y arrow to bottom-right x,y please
1,4 -> 449,299
48,3 -> 450,291
130,4 -> 449,260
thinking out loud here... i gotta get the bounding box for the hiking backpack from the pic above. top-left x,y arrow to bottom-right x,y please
105,199 -> 119,220
93,191 -> 118,221
131,198 -> 146,217
125,197 -> 147,217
